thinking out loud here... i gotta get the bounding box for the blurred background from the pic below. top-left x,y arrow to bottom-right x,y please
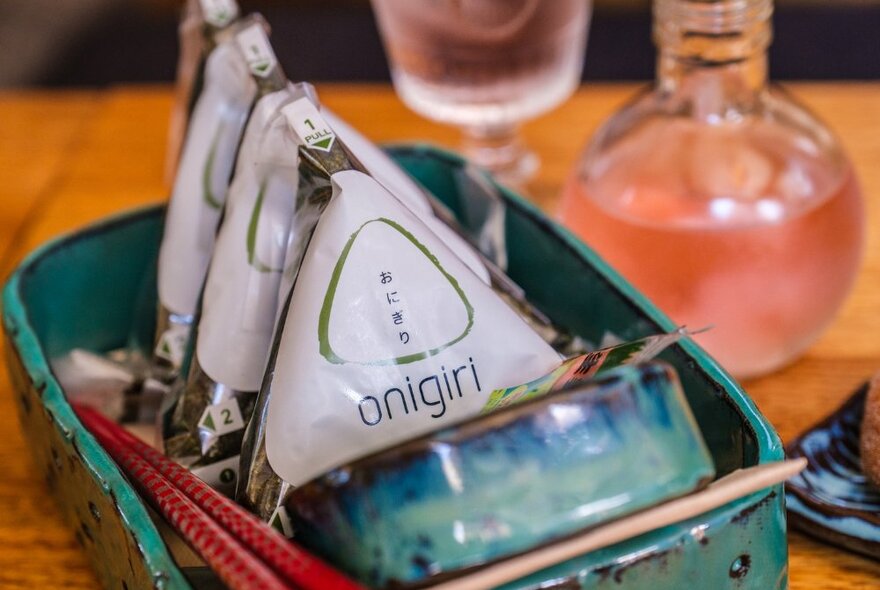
1,0 -> 878,89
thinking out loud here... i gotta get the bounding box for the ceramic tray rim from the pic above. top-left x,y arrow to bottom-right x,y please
2,205 -> 192,589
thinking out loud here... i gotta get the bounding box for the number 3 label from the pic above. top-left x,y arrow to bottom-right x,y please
198,398 -> 246,436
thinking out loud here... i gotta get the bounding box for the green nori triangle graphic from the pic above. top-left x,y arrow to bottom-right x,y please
318,217 -> 474,366
200,411 -> 216,433
312,137 -> 333,150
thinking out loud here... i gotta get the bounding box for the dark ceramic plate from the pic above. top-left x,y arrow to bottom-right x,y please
786,383 -> 880,560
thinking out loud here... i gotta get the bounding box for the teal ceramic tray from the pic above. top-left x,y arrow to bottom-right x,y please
3,145 -> 787,589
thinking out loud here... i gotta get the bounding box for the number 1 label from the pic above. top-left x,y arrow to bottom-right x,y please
282,97 -> 337,152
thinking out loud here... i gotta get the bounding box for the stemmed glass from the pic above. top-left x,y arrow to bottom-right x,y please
370,0 -> 591,186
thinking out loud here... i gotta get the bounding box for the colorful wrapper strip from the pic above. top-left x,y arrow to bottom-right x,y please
75,405 -> 365,590
482,330 -> 689,412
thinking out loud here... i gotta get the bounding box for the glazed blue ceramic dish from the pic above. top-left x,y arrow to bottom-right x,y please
3,145 -> 788,589
786,384 -> 880,560
289,361 -> 715,588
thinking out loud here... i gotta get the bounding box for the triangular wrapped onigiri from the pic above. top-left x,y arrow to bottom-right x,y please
264,166 -> 562,487
154,19 -> 258,372
245,97 -> 562,502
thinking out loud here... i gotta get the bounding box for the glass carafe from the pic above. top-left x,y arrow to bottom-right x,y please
559,0 -> 864,378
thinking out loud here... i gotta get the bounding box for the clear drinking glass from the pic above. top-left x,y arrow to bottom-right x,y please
371,0 -> 591,185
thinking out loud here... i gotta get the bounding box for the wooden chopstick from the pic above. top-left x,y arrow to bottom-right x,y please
431,458 -> 807,590
76,405 -> 366,590
76,405 -> 292,590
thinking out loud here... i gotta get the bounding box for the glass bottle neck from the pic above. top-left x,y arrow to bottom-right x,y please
654,0 -> 772,117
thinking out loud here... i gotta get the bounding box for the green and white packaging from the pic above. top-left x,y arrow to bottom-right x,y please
259,97 -> 562,489
154,23 -> 258,373
195,89 -> 298,394
162,87 -> 297,488
165,0 -> 241,185
160,21 -> 277,490
323,110 -> 490,284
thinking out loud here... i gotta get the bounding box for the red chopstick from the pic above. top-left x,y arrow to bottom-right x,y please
75,405 -> 363,590
76,406 -> 291,590
76,405 -> 366,590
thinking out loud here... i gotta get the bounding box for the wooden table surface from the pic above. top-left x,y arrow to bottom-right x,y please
1,83 -> 879,588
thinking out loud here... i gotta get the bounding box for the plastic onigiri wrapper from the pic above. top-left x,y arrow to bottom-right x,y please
162,68 -> 295,493
237,93 -> 565,524
165,0 -> 242,185
153,16 -> 262,378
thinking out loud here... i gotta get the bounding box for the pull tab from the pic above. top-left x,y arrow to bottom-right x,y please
235,21 -> 278,79
199,0 -> 239,28
282,96 -> 360,177
282,97 -> 337,153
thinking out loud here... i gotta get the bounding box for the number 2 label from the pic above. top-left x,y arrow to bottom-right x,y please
198,398 -> 246,436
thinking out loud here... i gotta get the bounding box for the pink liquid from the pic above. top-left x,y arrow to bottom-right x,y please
560,137 -> 864,377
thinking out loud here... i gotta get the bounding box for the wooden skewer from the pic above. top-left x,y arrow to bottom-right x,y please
431,459 -> 807,590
